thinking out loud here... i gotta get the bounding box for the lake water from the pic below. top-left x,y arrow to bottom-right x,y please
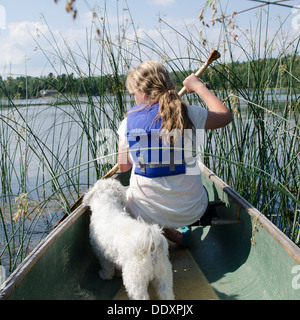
0,92 -> 298,276
0,97 -> 119,275
0,96 -> 124,193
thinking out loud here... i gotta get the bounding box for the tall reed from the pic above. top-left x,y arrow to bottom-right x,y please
0,1 -> 299,276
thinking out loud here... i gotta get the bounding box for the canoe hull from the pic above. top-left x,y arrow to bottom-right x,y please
1,165 -> 299,300
192,169 -> 300,299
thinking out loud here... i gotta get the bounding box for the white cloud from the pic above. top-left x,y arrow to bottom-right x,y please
148,0 -> 175,7
0,21 -> 49,74
0,20 -> 91,77
78,11 -> 96,28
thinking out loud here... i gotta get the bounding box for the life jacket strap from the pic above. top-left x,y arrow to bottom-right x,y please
134,163 -> 186,178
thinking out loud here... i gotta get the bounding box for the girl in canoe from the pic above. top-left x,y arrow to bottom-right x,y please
117,61 -> 232,246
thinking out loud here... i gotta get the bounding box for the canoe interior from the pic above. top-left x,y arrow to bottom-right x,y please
1,167 -> 299,300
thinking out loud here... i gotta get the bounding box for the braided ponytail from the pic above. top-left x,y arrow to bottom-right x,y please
126,61 -> 195,134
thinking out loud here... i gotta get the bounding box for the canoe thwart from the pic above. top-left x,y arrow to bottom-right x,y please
211,218 -> 242,225
208,200 -> 226,207
191,201 -> 241,226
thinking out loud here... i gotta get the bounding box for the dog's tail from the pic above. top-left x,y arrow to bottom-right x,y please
136,221 -> 168,258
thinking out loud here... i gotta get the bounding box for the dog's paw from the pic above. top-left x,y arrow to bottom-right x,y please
98,270 -> 114,280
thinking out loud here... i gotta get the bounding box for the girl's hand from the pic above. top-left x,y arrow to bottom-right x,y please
183,74 -> 204,93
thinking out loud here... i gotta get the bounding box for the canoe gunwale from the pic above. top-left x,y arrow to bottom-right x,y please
0,203 -> 89,300
201,164 -> 300,265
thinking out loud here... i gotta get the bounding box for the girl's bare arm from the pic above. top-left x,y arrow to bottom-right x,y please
183,74 -> 232,129
118,138 -> 132,172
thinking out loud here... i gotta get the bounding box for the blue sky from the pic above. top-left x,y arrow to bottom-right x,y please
0,0 -> 299,77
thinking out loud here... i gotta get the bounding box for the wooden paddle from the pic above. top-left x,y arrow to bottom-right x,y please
178,49 -> 221,96
57,49 -> 221,221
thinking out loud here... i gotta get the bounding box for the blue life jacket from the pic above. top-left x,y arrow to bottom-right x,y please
126,103 -> 186,178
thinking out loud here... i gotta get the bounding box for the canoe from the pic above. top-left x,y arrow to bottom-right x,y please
0,163 -> 299,300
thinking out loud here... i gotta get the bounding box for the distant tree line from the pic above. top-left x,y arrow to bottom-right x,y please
0,72 -> 124,100
0,55 -> 299,101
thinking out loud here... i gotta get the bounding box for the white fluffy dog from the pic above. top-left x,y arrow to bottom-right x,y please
82,178 -> 174,300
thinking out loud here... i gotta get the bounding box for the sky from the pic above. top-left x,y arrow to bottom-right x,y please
0,0 -> 299,78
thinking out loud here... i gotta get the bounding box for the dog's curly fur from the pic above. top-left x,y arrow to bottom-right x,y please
82,178 -> 174,300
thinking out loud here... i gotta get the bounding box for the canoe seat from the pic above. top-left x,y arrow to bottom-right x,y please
190,201 -> 242,226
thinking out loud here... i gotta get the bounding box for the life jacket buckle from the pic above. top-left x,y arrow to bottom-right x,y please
138,154 -> 146,173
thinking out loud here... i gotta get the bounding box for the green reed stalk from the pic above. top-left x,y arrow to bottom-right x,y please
0,1 -> 299,276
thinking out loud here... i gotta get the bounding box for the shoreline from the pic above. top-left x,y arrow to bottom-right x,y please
0,88 -> 299,108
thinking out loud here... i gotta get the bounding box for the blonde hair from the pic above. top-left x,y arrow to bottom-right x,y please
126,61 -> 194,133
